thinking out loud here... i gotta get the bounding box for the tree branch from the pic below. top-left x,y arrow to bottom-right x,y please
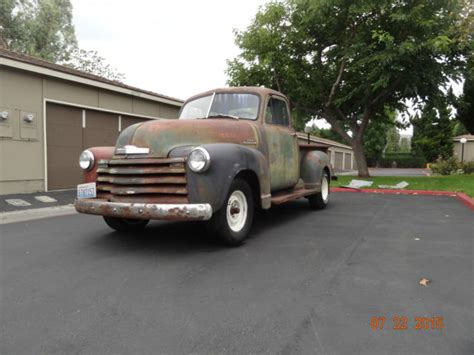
370,76 -> 402,107
325,55 -> 347,108
356,105 -> 371,141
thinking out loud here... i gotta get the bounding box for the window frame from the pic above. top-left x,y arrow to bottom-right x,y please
264,95 -> 291,128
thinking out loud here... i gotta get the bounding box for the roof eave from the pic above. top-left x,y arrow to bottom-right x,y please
0,56 -> 183,107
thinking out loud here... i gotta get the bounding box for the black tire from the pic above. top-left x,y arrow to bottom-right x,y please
308,171 -> 330,210
206,178 -> 254,246
103,216 -> 149,232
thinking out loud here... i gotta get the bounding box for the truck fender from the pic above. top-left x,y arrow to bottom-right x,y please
175,143 -> 271,211
300,150 -> 330,190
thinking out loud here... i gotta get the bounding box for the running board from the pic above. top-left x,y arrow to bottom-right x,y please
270,187 -> 319,205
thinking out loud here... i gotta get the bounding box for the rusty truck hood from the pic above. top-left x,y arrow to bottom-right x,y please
116,119 -> 259,157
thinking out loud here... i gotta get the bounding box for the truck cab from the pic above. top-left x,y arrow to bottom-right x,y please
75,87 -> 332,246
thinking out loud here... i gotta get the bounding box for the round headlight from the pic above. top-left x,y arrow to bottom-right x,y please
188,147 -> 210,173
79,150 -> 95,170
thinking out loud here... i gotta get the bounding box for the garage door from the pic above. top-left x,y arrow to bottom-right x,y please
83,110 -> 119,147
122,115 -> 146,130
334,152 -> 344,171
46,104 -> 84,190
46,104 -> 155,190
344,153 -> 352,170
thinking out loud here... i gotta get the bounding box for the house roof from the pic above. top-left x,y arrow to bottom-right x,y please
0,47 -> 183,106
454,134 -> 474,142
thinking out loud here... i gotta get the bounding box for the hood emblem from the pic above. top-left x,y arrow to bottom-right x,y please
242,139 -> 257,145
115,145 -> 150,155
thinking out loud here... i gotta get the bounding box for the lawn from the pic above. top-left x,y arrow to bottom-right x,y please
333,174 -> 474,197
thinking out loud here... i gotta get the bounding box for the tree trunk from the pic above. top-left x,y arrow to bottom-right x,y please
351,139 -> 370,177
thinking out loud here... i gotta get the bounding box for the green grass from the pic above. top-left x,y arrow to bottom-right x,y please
333,174 -> 474,197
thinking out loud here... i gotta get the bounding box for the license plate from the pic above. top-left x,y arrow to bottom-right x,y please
77,182 -> 97,199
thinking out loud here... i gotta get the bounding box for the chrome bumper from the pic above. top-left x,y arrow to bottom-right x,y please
74,199 -> 213,221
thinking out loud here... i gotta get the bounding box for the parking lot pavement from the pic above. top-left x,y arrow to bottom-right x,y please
1,192 -> 473,354
0,189 -> 75,212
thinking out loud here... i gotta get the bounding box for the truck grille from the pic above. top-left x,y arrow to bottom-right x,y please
96,158 -> 188,204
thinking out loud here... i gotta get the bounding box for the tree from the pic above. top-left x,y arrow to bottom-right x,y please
309,126 -> 346,144
399,137 -> 411,153
455,61 -> 474,134
0,0 -> 124,80
67,48 -> 125,81
412,102 -> 454,162
385,127 -> 401,153
227,0 -> 471,177
1,0 -> 77,62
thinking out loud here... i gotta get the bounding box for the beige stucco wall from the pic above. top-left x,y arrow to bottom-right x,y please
453,141 -> 474,163
0,66 -> 181,194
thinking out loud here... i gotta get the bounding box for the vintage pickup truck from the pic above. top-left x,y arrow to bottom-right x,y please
75,87 -> 333,245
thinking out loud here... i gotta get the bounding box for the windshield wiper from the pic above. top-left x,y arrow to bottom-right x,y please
207,113 -> 239,120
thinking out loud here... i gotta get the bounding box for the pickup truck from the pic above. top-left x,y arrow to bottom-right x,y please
75,87 -> 333,246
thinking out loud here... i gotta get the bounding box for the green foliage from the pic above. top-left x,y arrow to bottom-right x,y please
462,161 -> 474,174
453,121 -> 469,136
67,48 -> 125,81
363,119 -> 393,166
378,152 -> 426,169
1,0 -> 77,62
399,137 -> 411,152
0,0 -> 124,80
309,126 -> 346,144
431,156 -> 462,175
227,0 -> 471,176
411,101 -> 454,163
454,59 -> 474,134
385,127 -> 401,153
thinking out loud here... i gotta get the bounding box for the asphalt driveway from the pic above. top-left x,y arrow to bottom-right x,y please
1,193 -> 473,354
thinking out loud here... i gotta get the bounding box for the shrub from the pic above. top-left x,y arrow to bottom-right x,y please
461,161 -> 474,174
377,153 -> 426,168
431,157 -> 461,175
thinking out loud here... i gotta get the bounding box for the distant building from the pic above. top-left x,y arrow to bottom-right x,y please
453,135 -> 474,163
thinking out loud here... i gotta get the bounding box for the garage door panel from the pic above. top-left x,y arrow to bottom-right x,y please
335,152 -> 344,171
344,153 -> 351,170
122,115 -> 149,130
83,129 -> 118,148
86,111 -> 118,129
48,125 -> 82,147
84,111 -> 118,147
46,104 -> 83,190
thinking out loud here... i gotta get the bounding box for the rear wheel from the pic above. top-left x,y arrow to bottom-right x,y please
308,171 -> 330,209
103,216 -> 149,232
206,178 -> 254,246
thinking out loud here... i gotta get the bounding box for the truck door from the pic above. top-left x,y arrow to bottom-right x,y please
263,96 -> 300,191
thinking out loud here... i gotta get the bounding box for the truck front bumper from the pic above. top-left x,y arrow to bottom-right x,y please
74,199 -> 213,221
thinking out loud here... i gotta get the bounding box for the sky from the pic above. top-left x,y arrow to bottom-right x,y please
71,0 -> 269,101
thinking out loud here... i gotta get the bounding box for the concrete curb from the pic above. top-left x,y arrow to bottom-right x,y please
0,205 -> 77,224
331,187 -> 474,211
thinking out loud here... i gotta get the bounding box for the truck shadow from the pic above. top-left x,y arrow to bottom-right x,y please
91,199 -> 328,254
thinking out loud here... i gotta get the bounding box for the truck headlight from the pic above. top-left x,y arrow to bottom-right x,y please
188,147 -> 210,173
79,150 -> 95,170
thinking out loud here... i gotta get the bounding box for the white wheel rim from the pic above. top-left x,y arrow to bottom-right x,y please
321,175 -> 329,202
226,190 -> 248,232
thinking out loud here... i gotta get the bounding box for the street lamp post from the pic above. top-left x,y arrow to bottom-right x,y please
460,137 -> 467,164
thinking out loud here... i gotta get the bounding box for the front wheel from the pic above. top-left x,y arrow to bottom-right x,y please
308,171 -> 330,209
206,178 -> 254,246
103,216 -> 149,232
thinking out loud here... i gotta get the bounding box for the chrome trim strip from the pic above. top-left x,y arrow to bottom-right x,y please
115,145 -> 150,155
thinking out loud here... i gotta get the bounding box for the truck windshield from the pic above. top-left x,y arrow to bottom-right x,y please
179,93 -> 259,120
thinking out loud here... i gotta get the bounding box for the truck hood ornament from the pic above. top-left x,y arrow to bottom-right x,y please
115,145 -> 150,155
